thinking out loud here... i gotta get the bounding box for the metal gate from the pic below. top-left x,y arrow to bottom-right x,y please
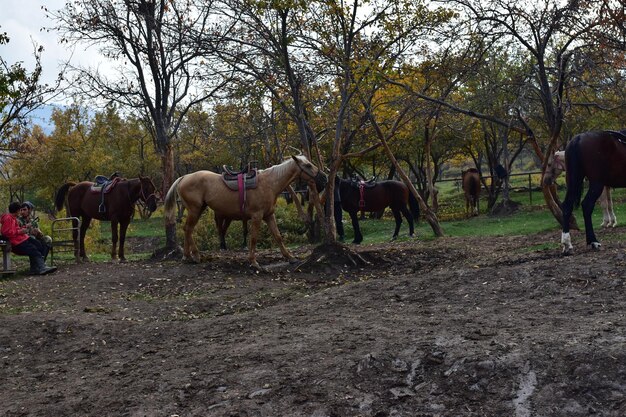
50,217 -> 81,266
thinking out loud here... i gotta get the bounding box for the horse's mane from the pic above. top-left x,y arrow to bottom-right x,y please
261,156 -> 305,178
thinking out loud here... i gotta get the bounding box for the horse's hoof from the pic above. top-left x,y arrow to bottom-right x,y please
561,248 -> 573,256
182,256 -> 199,264
390,236 -> 398,242
288,257 -> 299,264
250,263 -> 266,273
590,242 -> 602,250
119,258 -> 127,263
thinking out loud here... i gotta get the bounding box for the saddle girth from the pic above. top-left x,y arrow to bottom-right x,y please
221,168 -> 258,214
349,177 -> 376,215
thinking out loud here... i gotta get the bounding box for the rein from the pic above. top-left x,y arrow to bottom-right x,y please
128,179 -> 156,206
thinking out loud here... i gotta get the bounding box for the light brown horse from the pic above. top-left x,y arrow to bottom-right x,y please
163,155 -> 327,268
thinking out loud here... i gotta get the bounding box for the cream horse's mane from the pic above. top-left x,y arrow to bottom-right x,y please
260,155 -> 309,178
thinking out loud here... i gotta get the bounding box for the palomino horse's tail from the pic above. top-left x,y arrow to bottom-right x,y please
564,135 -> 585,209
408,191 -> 420,223
164,176 -> 184,224
54,182 -> 76,214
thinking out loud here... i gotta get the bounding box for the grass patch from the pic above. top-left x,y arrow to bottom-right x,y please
31,184 -> 626,259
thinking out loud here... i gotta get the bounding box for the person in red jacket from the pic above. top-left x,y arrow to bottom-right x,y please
0,202 -> 56,275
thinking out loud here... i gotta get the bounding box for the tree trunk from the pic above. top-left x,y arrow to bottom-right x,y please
162,143 -> 178,249
527,134 -> 578,230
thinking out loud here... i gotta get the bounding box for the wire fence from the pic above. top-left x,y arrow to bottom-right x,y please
438,171 -> 544,205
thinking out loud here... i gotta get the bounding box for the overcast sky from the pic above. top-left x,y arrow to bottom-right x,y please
1,0 -> 105,87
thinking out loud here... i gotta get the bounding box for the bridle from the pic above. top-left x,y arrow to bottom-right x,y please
128,178 -> 158,210
295,159 -> 327,188
139,179 -> 158,208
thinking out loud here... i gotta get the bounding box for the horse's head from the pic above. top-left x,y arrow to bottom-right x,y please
139,177 -> 159,212
292,155 -> 327,192
543,151 -> 565,186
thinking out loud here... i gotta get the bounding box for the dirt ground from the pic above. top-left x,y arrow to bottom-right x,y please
1,226 -> 626,417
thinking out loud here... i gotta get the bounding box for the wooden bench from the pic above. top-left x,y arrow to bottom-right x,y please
0,240 -> 16,274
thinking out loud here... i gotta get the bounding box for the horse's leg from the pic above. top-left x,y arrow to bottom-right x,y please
334,202 -> 345,241
600,187 -> 616,227
72,217 -> 81,262
216,216 -> 229,250
79,217 -> 92,262
390,208 -> 402,241
118,220 -> 130,262
581,182 -> 604,249
607,187 -> 617,227
110,220 -> 119,261
561,188 -> 576,255
248,217 -> 263,269
400,205 -> 415,237
182,209 -> 202,263
265,214 -> 296,263
241,220 -> 248,249
348,210 -> 363,244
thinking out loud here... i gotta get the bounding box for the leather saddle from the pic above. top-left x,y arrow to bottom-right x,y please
90,173 -> 123,213
221,166 -> 259,191
349,176 -> 377,189
90,176 -> 122,194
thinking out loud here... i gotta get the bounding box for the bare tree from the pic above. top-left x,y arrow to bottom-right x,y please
0,30 -> 61,157
50,0 -> 230,251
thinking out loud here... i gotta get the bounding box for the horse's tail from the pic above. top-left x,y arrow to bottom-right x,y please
408,190 -> 420,223
54,182 -> 76,213
164,176 -> 184,224
564,135 -> 585,208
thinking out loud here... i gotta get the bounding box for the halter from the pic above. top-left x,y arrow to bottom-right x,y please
128,178 -> 157,209
294,158 -> 327,189
139,179 -> 158,207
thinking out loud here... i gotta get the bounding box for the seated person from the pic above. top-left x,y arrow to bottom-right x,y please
1,202 -> 56,275
19,201 -> 52,249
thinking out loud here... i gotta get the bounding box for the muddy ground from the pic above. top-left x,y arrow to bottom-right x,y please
1,227 -> 626,417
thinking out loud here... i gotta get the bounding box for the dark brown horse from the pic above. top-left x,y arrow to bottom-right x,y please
335,177 -> 419,244
545,130 -> 626,254
462,168 -> 481,216
55,177 -> 158,262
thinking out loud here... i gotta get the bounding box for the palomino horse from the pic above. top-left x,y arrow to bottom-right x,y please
334,177 -> 420,244
545,150 -> 616,227
55,177 -> 159,262
543,130 -> 626,254
462,168 -> 481,216
163,156 -> 327,268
